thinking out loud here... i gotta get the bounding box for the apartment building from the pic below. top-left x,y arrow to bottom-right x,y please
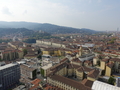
0,63 -> 20,90
100,58 -> 120,76
47,74 -> 91,90
20,64 -> 37,79
45,56 -> 101,89
0,49 -> 23,61
36,39 -> 66,48
8,41 -> 23,49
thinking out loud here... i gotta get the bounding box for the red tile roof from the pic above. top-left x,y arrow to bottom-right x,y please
87,69 -> 100,79
106,62 -> 114,68
29,79 -> 41,90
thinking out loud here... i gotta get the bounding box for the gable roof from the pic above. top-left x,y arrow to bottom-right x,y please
88,69 -> 100,79
106,62 -> 114,68
49,74 -> 91,90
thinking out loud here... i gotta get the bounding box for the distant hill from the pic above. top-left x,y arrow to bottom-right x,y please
0,21 -> 98,34
0,28 -> 51,39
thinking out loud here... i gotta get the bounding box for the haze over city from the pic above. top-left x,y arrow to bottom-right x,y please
0,0 -> 120,31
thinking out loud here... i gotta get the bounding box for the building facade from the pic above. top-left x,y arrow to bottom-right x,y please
20,64 -> 37,79
0,63 -> 20,90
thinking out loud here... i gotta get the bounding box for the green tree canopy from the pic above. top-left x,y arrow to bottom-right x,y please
23,49 -> 27,56
108,76 -> 116,85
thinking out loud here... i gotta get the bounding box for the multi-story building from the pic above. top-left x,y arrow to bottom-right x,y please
20,64 -> 37,79
99,58 -> 120,76
36,39 -> 66,48
0,49 -> 23,61
8,41 -> 23,49
0,63 -> 20,90
47,74 -> 91,90
46,57 -> 100,90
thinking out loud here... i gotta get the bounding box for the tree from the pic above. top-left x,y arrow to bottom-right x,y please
37,49 -> 41,54
37,55 -> 42,59
108,40 -> 114,44
0,58 -> 1,61
108,37 -> 116,44
108,76 -> 116,85
23,49 -> 27,56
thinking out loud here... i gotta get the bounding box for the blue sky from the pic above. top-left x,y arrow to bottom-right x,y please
0,0 -> 120,31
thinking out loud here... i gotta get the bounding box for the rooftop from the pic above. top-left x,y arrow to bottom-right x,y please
79,53 -> 95,58
92,80 -> 120,90
41,63 -> 52,70
49,74 -> 91,90
82,79 -> 93,88
0,63 -> 18,70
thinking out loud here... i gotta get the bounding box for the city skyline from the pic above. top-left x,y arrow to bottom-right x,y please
0,0 -> 120,31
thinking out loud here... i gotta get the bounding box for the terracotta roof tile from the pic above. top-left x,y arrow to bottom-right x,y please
49,74 -> 91,90
88,69 -> 100,79
106,62 -> 114,68
72,58 -> 82,63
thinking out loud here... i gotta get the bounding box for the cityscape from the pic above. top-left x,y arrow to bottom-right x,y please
0,29 -> 120,90
0,0 -> 120,90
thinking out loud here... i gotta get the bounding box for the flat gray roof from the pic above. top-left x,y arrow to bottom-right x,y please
0,63 -> 18,70
41,63 -> 52,70
13,85 -> 26,90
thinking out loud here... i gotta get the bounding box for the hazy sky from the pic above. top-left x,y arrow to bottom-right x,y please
0,0 -> 120,31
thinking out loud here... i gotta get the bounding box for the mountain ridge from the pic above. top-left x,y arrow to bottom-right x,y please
0,21 -> 98,34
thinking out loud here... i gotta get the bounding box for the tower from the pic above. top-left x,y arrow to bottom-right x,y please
78,46 -> 82,56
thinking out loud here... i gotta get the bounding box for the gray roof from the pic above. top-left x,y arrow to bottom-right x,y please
13,85 -> 26,90
92,80 -> 120,90
0,63 -> 18,70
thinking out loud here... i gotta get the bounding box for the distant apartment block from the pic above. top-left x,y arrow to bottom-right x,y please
36,39 -> 66,48
0,63 -> 20,90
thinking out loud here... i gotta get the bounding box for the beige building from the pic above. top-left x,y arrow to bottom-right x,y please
47,74 -> 91,90
99,58 -> 120,77
1,49 -> 23,60
93,57 -> 99,65
24,54 -> 38,59
71,58 -> 82,66
8,41 -> 23,49
36,39 -> 66,48
46,58 -> 100,89
76,67 -> 84,80
41,63 -> 53,77
100,59 -> 109,70
105,62 -> 114,76
42,48 -> 66,56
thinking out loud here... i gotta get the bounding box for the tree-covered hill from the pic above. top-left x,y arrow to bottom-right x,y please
0,28 -> 51,39
0,21 -> 98,34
